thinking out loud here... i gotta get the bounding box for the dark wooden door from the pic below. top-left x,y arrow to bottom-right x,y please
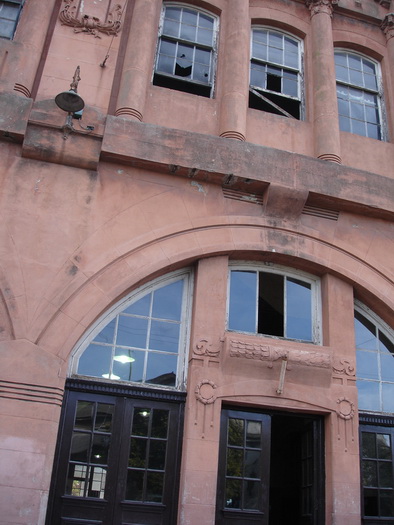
47,383 -> 184,525
215,409 -> 271,525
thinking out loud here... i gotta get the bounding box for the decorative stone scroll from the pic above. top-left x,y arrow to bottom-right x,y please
332,358 -> 356,377
382,13 -> 394,40
305,0 -> 338,17
336,397 -> 356,452
229,339 -> 331,370
194,338 -> 221,358
59,0 -> 123,37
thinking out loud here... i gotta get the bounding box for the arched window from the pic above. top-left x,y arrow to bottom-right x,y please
0,0 -> 24,39
71,270 -> 193,390
153,3 -> 218,97
227,264 -> 321,343
249,27 -> 303,119
355,302 -> 394,413
335,50 -> 384,140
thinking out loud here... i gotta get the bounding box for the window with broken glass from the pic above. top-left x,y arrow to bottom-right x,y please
227,265 -> 320,343
335,51 -> 384,140
153,4 -> 218,97
0,0 -> 24,39
249,28 -> 303,119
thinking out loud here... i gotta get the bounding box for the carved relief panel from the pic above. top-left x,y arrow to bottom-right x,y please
59,0 -> 125,37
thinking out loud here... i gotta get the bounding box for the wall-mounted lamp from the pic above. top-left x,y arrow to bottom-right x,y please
55,66 -> 94,139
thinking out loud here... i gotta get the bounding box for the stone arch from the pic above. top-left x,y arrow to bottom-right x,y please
35,220 -> 393,372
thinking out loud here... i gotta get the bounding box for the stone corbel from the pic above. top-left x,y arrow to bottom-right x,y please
382,13 -> 394,41
305,0 -> 338,17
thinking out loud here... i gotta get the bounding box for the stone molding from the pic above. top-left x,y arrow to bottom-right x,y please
332,358 -> 356,376
382,13 -> 394,40
59,0 -> 123,37
305,0 -> 338,17
0,380 -> 64,407
194,338 -> 221,358
195,379 -> 218,405
228,339 -> 332,369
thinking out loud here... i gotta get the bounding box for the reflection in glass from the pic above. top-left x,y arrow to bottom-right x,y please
91,434 -> 111,464
149,320 -> 180,352
146,353 -> 177,387
287,278 -> 312,341
129,437 -> 147,468
126,470 -> 144,501
244,480 -> 259,510
70,433 -> 90,462
132,408 -> 150,437
146,472 -> 165,502
117,315 -> 148,348
226,448 -> 243,477
362,432 -> 376,458
75,401 -> 94,431
95,404 -> 113,433
225,479 -> 242,508
246,421 -> 261,448
229,271 -> 257,333
151,410 -> 169,438
228,419 -> 244,446
77,344 -> 112,378
244,450 -> 260,479
377,434 -> 391,460
149,440 -> 166,470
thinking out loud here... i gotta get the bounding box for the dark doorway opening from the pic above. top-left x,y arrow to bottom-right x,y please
216,408 -> 325,525
270,413 -> 325,525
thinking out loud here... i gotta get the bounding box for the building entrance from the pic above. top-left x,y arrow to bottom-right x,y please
216,408 -> 325,525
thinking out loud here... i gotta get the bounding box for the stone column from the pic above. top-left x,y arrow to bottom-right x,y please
306,0 -> 342,163
219,0 -> 249,141
178,256 -> 228,525
115,0 -> 162,120
381,13 -> 394,136
0,0 -> 58,97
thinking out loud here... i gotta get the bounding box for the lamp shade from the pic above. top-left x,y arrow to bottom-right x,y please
55,90 -> 85,113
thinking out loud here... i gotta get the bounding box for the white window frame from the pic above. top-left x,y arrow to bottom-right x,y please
249,26 -> 304,120
70,269 -> 194,391
335,49 -> 386,141
226,262 -> 321,344
355,300 -> 394,414
0,0 -> 24,40
153,2 -> 219,97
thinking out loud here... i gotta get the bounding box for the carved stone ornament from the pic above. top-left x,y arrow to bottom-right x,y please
336,397 -> 355,420
195,379 -> 218,405
382,13 -> 394,40
332,358 -> 356,376
59,0 -> 123,38
305,0 -> 338,17
229,339 -> 331,369
194,338 -> 221,358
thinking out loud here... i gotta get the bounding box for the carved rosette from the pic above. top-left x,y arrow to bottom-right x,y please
59,0 -> 123,37
195,379 -> 218,405
305,0 -> 338,17
336,397 -> 355,420
382,13 -> 394,41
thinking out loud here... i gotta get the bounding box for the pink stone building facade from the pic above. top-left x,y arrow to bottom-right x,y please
0,1 -> 393,524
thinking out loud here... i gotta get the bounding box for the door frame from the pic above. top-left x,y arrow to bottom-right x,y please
215,406 -> 325,525
46,378 -> 186,525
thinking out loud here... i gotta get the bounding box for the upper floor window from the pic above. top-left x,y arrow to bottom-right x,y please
227,265 -> 320,343
250,28 -> 303,119
335,51 -> 383,140
355,303 -> 394,413
0,0 -> 24,39
153,3 -> 218,98
71,270 -> 193,390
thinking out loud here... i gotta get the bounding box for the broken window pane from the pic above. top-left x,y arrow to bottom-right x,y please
250,28 -> 302,119
228,268 -> 317,342
154,5 -> 217,97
